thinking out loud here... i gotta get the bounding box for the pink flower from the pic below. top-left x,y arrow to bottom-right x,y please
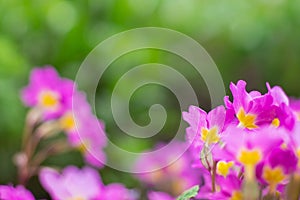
0,185 -> 35,200
182,80 -> 300,199
290,98 -> 300,122
148,191 -> 174,200
256,147 -> 297,193
59,92 -> 107,168
102,183 -> 136,200
182,105 -> 226,147
267,83 -> 296,130
39,166 -> 103,200
182,105 -> 227,168
225,80 -> 276,130
220,126 -> 284,168
21,66 -> 74,119
39,166 -> 136,200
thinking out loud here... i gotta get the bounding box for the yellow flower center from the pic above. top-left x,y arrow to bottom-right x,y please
271,118 -> 280,128
230,191 -> 243,200
238,149 -> 261,166
38,91 -> 59,110
60,112 -> 76,132
263,166 -> 285,192
201,127 -> 220,145
216,161 -> 234,177
237,108 -> 258,129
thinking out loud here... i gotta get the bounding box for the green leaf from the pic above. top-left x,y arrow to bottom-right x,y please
176,185 -> 199,200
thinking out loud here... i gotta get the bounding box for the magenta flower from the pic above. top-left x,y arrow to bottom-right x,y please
182,105 -> 226,147
39,166 -> 103,200
284,122 -> 300,173
256,147 -> 297,193
101,183 -> 136,200
148,191 -> 174,200
220,126 -> 283,167
182,80 -> 300,199
21,66 -> 74,119
266,83 -> 296,130
59,92 -> 107,168
0,185 -> 35,200
39,166 -> 136,200
225,80 -> 276,129
290,98 -> 300,120
182,105 -> 227,168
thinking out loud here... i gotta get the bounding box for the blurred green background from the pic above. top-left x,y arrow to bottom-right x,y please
1,0 -> 300,198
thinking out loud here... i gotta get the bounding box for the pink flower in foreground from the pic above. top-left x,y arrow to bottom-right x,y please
59,92 -> 107,168
39,166 -> 136,200
256,147 -> 297,194
102,183 -> 136,200
39,166 -> 103,200
0,185 -> 35,200
148,191 -> 174,200
21,66 -> 74,119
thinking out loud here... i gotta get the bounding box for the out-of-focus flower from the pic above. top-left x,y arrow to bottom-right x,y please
134,141 -> 201,197
101,183 -> 136,200
39,166 -> 136,200
148,191 -> 174,200
21,66 -> 74,119
39,166 -> 103,200
0,185 -> 35,200
219,126 -> 283,180
59,92 -> 107,168
256,147 -> 297,194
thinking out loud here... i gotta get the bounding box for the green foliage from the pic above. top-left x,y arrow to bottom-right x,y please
176,185 -> 199,200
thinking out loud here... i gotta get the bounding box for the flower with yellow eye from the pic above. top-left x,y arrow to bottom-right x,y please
225,80 -> 276,130
256,147 -> 297,194
183,105 -> 226,148
220,126 -> 284,181
21,66 -> 74,119
57,92 -> 107,168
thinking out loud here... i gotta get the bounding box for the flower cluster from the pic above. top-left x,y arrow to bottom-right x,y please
183,80 -> 300,199
21,66 -> 107,168
3,66 -> 300,200
1,66 -> 134,200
